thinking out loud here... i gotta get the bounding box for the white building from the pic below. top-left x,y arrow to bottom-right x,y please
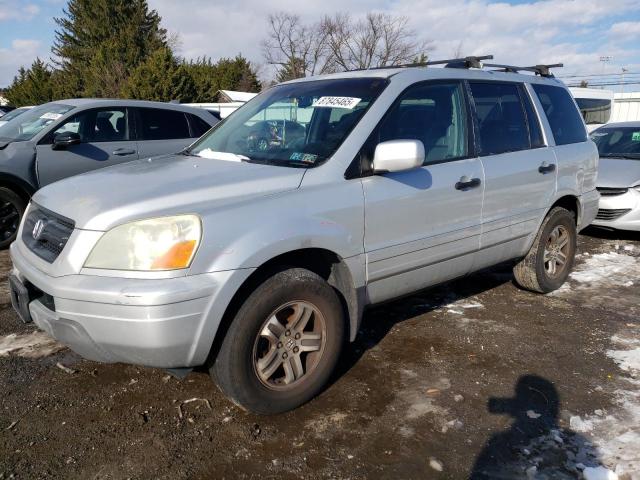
611,92 -> 640,123
185,90 -> 258,119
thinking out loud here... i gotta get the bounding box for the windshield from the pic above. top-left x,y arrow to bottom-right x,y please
0,107 -> 31,124
575,98 -> 612,125
188,77 -> 388,167
0,103 -> 75,142
591,126 -> 640,158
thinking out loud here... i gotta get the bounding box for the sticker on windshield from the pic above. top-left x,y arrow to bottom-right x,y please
290,152 -> 318,163
312,96 -> 361,109
40,112 -> 63,121
632,132 -> 640,142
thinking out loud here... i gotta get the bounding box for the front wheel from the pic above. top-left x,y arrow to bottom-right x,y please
513,207 -> 577,293
0,187 -> 26,249
210,268 -> 345,414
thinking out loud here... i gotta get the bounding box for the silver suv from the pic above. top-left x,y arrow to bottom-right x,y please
9,58 -> 599,414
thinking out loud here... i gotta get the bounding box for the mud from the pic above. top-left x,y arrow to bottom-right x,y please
0,228 -> 639,479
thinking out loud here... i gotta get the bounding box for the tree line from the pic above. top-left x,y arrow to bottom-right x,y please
5,0 -> 261,107
4,1 -> 430,107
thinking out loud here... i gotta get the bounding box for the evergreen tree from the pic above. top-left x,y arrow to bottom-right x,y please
5,59 -> 56,106
123,47 -> 196,102
52,0 -> 167,97
184,55 -> 261,102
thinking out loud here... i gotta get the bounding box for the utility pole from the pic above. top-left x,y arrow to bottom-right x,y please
599,55 -> 612,75
621,67 -> 628,93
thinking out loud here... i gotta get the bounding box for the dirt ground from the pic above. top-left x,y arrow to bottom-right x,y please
1,228 -> 639,480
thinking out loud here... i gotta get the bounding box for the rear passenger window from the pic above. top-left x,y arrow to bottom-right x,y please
378,81 -> 468,163
187,114 -> 212,137
137,108 -> 190,140
469,82 -> 530,155
532,84 -> 587,146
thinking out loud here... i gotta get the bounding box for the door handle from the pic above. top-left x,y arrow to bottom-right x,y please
538,162 -> 556,174
455,176 -> 481,191
112,148 -> 136,156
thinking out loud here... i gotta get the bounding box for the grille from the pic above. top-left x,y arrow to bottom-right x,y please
596,187 -> 629,197
22,204 -> 75,263
595,208 -> 632,221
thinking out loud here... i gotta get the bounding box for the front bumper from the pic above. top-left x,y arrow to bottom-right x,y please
10,241 -> 253,368
591,187 -> 640,231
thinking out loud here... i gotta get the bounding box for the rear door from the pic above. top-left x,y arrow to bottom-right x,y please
362,80 -> 484,303
35,107 -> 138,187
468,81 -> 557,269
134,108 -> 196,158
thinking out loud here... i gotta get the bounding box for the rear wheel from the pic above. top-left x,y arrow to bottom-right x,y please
513,207 -> 577,293
210,268 -> 345,414
0,187 -> 26,249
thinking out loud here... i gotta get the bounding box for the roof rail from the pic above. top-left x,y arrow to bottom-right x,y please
361,55 -> 494,71
483,63 -> 564,77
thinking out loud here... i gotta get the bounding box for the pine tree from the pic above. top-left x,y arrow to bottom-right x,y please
123,47 -> 196,102
5,59 -> 56,106
52,0 -> 167,97
183,55 -> 261,102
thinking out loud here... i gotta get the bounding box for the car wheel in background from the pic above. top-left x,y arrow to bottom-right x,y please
513,206 -> 577,293
0,187 -> 26,249
210,268 -> 345,414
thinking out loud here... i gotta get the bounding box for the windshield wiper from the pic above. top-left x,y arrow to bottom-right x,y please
601,153 -> 640,159
245,157 -> 314,168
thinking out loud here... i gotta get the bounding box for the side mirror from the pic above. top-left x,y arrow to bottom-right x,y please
372,140 -> 425,173
52,131 -> 81,150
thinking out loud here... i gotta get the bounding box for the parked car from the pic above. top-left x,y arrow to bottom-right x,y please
0,105 -> 15,117
0,106 -> 33,127
590,121 -> 640,230
9,60 -> 598,414
0,99 -> 218,247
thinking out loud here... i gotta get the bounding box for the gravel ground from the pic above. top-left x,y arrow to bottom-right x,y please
0,228 -> 639,480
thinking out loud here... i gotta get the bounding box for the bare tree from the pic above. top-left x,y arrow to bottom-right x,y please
321,13 -> 432,71
261,13 -> 333,81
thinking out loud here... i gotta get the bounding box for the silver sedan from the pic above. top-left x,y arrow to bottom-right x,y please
591,121 -> 640,231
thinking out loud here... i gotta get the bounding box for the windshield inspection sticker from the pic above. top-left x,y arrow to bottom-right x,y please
39,112 -> 63,121
632,132 -> 640,142
290,152 -> 318,163
312,96 -> 361,109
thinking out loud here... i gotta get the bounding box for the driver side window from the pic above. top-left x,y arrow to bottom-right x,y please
378,81 -> 469,164
51,108 -> 129,143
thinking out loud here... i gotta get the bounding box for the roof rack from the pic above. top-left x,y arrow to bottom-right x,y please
355,55 -> 563,77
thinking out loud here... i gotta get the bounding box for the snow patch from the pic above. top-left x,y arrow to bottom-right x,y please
568,252 -> 638,287
0,331 -> 65,358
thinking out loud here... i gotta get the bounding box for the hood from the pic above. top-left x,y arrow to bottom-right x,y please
597,157 -> 640,188
33,154 -> 306,230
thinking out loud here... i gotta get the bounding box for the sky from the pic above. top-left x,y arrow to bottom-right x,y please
1,0 -> 639,90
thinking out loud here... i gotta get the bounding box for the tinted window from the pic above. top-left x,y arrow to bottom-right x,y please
532,84 -> 587,146
378,81 -> 468,163
575,98 -> 611,125
522,87 -> 545,148
52,108 -> 129,143
470,82 -> 530,155
138,108 -> 190,140
187,114 -> 212,137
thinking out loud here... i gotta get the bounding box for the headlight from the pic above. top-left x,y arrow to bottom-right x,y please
84,215 -> 201,271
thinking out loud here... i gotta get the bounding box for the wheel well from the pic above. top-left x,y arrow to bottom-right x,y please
0,176 -> 34,205
207,248 -> 360,366
550,196 -> 579,225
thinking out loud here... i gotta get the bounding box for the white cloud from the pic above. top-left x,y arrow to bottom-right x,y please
0,1 -> 40,21
610,21 -> 640,41
0,39 -> 47,86
148,0 -> 640,81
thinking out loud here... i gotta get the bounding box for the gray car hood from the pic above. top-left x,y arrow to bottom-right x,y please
597,157 -> 640,188
33,154 -> 306,231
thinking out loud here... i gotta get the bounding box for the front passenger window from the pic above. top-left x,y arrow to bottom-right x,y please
51,108 -> 129,143
378,82 -> 468,163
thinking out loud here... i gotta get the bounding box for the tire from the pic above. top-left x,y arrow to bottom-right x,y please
0,187 -> 26,249
210,268 -> 345,414
513,207 -> 577,293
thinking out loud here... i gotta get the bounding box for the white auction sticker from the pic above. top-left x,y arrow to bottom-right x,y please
312,96 -> 361,109
40,112 -> 63,121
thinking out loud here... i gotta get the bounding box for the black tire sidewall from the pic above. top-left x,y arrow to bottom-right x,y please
534,209 -> 577,292
213,268 -> 345,414
0,187 -> 25,249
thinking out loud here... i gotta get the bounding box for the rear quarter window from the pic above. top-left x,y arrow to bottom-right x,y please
532,84 -> 587,146
137,108 -> 190,140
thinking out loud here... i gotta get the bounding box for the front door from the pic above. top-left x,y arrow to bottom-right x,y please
467,81 -> 557,269
35,107 -> 138,187
362,80 -> 484,304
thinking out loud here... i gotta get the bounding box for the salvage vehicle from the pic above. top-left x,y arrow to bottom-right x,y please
0,99 -> 218,247
9,56 -> 599,414
590,121 -> 640,231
